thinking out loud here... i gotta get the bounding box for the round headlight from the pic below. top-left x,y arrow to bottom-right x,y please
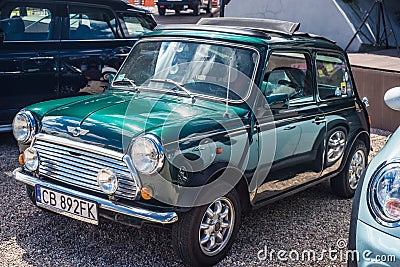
97,169 -> 118,195
24,147 -> 39,171
12,110 -> 36,144
369,162 -> 400,226
130,134 -> 164,174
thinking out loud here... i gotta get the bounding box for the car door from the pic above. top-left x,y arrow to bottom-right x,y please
315,52 -> 360,176
254,50 -> 326,203
0,1 -> 60,127
57,3 -> 141,96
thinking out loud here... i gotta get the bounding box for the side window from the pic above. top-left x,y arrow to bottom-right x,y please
68,5 -> 116,40
263,51 -> 313,104
117,12 -> 153,37
316,53 -> 353,100
0,6 -> 53,41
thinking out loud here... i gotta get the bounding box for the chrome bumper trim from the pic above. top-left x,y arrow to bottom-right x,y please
14,168 -> 178,225
0,124 -> 12,132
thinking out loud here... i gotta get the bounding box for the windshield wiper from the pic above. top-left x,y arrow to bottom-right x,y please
112,78 -> 138,91
150,78 -> 196,103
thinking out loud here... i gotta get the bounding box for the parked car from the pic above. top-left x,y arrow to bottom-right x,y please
348,87 -> 400,267
13,18 -> 370,266
156,0 -> 211,16
0,0 -> 156,132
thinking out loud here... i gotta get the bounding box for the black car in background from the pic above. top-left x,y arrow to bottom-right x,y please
0,0 -> 156,132
156,0 -> 211,16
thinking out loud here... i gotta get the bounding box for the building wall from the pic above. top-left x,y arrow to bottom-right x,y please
352,67 -> 400,132
225,0 -> 362,51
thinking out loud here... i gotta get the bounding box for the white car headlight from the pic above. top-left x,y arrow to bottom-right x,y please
130,134 -> 164,174
24,147 -> 39,171
369,162 -> 400,226
12,110 -> 37,144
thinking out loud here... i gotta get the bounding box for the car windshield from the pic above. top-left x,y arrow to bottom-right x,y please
114,40 -> 259,101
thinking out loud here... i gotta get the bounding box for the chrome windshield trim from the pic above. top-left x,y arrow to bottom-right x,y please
14,168 -> 178,224
114,37 -> 261,104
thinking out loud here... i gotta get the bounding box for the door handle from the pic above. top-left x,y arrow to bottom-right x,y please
114,53 -> 129,57
283,125 -> 296,130
29,56 -> 54,61
313,116 -> 326,125
0,71 -> 22,74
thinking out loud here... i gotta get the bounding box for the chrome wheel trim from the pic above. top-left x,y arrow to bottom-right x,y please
198,197 -> 235,257
348,149 -> 366,190
327,130 -> 346,163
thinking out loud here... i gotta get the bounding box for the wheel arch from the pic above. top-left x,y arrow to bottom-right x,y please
338,130 -> 370,173
187,162 -> 252,213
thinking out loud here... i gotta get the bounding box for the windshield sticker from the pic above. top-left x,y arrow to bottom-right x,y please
346,83 -> 352,96
115,74 -> 125,81
344,72 -> 349,82
341,82 -> 347,94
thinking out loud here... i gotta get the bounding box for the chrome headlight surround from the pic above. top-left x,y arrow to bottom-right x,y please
12,110 -> 37,144
368,162 -> 400,227
130,134 -> 164,175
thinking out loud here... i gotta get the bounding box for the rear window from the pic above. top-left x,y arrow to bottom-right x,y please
117,12 -> 153,37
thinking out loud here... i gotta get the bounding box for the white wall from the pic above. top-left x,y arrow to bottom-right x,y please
225,0 -> 362,51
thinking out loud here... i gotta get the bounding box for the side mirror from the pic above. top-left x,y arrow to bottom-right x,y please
266,93 -> 289,109
108,73 -> 115,84
384,87 -> 400,111
0,29 -> 5,43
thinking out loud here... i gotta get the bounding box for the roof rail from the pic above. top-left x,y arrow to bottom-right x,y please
293,32 -> 337,44
197,17 -> 300,36
155,24 -> 271,40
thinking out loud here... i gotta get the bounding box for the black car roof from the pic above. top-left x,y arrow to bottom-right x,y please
3,0 -> 151,13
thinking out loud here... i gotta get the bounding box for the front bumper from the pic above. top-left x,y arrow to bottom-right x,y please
14,168 -> 178,225
355,220 -> 400,267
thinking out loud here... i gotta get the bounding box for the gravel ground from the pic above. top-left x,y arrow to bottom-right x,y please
0,130 -> 390,266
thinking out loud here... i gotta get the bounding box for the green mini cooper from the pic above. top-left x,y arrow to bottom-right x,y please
13,18 -> 370,266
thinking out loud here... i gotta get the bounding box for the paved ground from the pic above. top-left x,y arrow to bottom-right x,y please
0,131 -> 389,266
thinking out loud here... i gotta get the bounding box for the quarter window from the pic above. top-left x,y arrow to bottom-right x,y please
263,51 -> 313,103
0,6 -> 53,41
316,54 -> 353,100
68,5 -> 117,40
117,13 -> 153,37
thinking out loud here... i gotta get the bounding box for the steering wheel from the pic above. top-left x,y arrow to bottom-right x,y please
278,79 -> 298,89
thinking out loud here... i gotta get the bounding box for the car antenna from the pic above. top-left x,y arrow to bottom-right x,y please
223,56 -> 234,119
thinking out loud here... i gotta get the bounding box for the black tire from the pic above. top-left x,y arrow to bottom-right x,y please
174,8 -> 181,15
205,0 -> 211,13
172,189 -> 241,266
331,140 -> 367,198
192,4 -> 201,16
26,185 -> 37,205
158,7 -> 166,16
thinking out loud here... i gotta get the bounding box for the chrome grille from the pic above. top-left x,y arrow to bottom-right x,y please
33,135 -> 138,200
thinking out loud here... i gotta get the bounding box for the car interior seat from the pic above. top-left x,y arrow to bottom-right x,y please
5,16 -> 25,40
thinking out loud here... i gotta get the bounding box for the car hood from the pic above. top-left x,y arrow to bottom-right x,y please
35,91 -> 249,152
